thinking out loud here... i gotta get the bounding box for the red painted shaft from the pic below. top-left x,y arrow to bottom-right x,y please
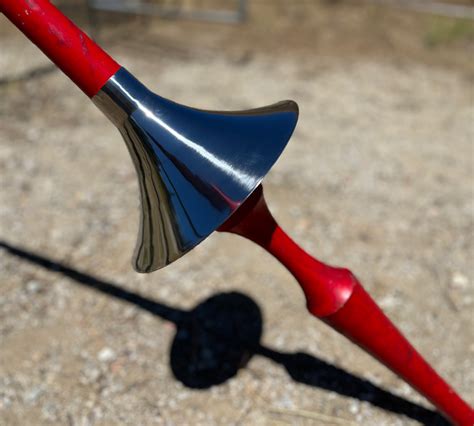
327,283 -> 473,425
0,0 -> 120,97
221,186 -> 474,425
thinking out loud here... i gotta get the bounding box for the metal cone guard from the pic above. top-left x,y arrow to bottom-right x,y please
93,68 -> 299,272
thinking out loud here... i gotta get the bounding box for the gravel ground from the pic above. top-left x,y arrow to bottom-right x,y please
0,4 -> 473,426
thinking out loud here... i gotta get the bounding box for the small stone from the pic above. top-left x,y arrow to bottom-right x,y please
26,280 -> 41,293
81,366 -> 101,384
379,294 -> 399,309
451,272 -> 469,289
98,347 -> 116,363
349,401 -> 360,414
24,386 -> 42,404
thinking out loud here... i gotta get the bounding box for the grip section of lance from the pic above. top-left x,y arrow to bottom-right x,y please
93,68 -> 299,272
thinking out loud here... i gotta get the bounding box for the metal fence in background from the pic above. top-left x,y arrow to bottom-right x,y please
87,0 -> 247,24
371,0 -> 473,20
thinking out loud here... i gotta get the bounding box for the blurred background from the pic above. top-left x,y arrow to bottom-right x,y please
1,1 -> 473,425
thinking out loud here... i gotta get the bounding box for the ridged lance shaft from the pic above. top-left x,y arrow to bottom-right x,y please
220,185 -> 474,426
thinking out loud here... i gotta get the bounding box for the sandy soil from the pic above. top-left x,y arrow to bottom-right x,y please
0,2 -> 473,425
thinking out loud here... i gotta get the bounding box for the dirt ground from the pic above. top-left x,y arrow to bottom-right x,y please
0,1 -> 473,425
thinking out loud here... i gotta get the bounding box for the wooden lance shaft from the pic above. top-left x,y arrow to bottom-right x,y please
0,0 -> 119,97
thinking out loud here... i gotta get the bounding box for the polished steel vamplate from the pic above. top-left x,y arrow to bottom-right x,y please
93,68 -> 298,273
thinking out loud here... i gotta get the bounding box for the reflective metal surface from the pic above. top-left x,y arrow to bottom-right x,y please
93,68 -> 298,272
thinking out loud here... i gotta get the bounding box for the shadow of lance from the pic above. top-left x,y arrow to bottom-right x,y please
0,240 -> 449,426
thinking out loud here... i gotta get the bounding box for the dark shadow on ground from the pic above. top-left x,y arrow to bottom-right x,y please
0,64 -> 56,86
0,240 -> 449,425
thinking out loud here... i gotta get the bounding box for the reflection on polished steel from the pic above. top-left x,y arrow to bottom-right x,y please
93,68 -> 298,273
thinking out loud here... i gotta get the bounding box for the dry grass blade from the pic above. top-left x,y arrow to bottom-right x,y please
269,407 -> 358,426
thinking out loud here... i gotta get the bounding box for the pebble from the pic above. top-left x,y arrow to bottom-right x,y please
81,367 -> 101,384
26,280 -> 42,294
349,401 -> 360,414
98,347 -> 116,363
379,294 -> 400,309
24,386 -> 42,404
451,272 -> 469,289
